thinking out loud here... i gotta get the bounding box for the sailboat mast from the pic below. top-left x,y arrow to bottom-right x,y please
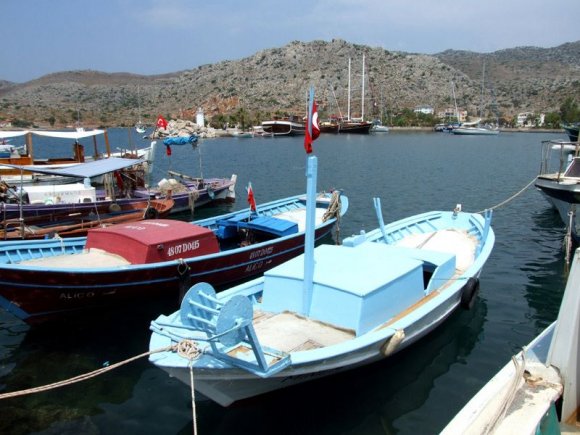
361,54 -> 365,121
479,60 -> 486,120
347,58 -> 351,121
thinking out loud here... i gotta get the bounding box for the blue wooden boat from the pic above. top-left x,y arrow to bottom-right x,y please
442,248 -> 580,434
149,158 -> 495,406
0,191 -> 346,323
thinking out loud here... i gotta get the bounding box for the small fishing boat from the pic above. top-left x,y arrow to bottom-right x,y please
442,247 -> 580,434
0,198 -> 174,240
0,191 -> 346,323
0,158 -> 237,219
149,188 -> 494,406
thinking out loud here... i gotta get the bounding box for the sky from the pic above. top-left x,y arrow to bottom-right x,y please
2,0 -> 579,83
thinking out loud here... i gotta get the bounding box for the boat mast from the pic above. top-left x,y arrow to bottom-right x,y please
479,60 -> 486,121
347,58 -> 351,121
361,54 -> 365,121
451,80 -> 459,123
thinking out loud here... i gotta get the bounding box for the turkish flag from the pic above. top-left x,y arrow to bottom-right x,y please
304,100 -> 320,154
247,183 -> 257,212
156,115 -> 168,130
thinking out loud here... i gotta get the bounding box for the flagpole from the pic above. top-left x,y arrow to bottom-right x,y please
303,86 -> 316,315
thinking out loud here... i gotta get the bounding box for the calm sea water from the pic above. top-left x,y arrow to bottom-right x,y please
0,129 -> 571,434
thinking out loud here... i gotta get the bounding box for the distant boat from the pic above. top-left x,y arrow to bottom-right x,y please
442,246 -> 580,434
339,56 -> 372,134
0,191 -> 347,323
318,119 -> 340,133
452,61 -> 500,136
135,86 -> 147,134
370,120 -> 389,133
562,122 -> 579,142
148,197 -> 494,407
261,117 -> 305,136
452,125 -> 499,135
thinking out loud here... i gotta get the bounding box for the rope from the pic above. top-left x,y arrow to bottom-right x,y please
483,352 -> 526,434
177,340 -> 202,435
0,344 -> 175,400
474,177 -> 536,214
322,191 -> 342,245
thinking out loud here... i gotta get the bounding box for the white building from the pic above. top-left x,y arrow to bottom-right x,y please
414,105 -> 434,115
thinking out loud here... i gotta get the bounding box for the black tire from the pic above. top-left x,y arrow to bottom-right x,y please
460,277 -> 480,310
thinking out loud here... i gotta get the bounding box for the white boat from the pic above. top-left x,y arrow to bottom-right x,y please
149,162 -> 495,406
442,247 -> 580,434
371,120 -> 389,133
452,61 -> 500,136
453,125 -> 500,135
535,140 -> 580,244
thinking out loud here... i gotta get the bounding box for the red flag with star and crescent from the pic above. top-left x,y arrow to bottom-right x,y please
156,115 -> 168,130
304,100 -> 320,154
247,182 -> 257,212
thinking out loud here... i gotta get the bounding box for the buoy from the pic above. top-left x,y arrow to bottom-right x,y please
460,277 -> 480,309
380,329 -> 405,356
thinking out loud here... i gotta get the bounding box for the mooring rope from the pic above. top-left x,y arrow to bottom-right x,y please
176,339 -> 202,435
0,344 -> 175,400
475,177 -> 536,214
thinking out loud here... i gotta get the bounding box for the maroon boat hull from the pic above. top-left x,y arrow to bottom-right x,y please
0,226 -> 334,322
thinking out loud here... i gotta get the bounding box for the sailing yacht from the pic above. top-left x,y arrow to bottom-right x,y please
453,61 -> 499,136
339,56 -> 372,134
135,86 -> 146,134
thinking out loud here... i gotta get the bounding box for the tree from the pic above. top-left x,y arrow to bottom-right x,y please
560,97 -> 580,123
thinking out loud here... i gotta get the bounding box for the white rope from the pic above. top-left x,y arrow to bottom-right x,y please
475,177 -> 536,214
177,340 -> 202,435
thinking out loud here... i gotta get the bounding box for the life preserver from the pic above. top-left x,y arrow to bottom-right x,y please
460,277 -> 480,309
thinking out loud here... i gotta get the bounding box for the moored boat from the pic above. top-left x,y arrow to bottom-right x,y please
562,122 -> 579,142
148,196 -> 494,407
261,117 -> 305,136
0,191 -> 347,323
0,159 -> 237,219
442,247 -> 580,434
0,198 -> 174,240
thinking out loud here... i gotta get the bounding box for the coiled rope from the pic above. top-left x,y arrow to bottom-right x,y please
475,177 -> 536,214
322,190 -> 342,244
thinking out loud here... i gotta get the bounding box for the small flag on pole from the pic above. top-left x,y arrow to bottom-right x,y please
304,86 -> 320,154
247,182 -> 257,212
156,115 -> 168,130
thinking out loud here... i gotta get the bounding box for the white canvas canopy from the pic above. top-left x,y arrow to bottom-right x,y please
1,157 -> 144,178
0,131 -> 30,139
31,129 -> 105,140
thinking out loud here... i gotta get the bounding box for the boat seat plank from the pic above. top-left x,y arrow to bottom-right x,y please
253,311 -> 355,353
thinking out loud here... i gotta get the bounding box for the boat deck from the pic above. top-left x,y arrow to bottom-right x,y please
253,310 -> 355,352
19,248 -> 130,268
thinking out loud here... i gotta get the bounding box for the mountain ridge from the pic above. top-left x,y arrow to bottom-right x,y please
1,39 -> 579,127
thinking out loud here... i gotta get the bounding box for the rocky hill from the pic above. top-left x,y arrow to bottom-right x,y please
1,39 -> 579,128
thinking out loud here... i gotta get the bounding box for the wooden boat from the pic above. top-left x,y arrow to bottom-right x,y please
0,198 -> 174,240
339,119 -> 373,134
148,159 -> 494,406
0,129 -> 154,185
442,247 -> 580,434
261,117 -> 306,136
0,158 -> 237,219
318,119 -> 340,133
0,191 -> 347,323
